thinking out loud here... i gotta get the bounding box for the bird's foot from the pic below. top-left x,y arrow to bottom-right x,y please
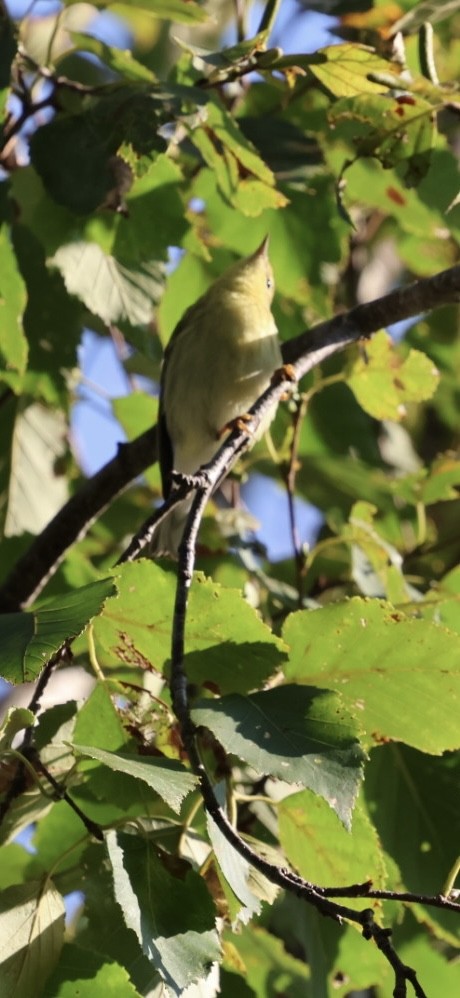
271,362 -> 297,399
216,412 -> 254,440
171,469 -> 211,491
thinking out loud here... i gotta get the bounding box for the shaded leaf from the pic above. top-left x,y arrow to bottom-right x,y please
193,686 -> 365,827
0,578 -> 117,683
106,830 -> 220,994
74,745 -> 197,813
4,403 -> 69,538
70,32 -> 157,81
226,924 -> 311,997
0,216 -> 27,389
12,225 -> 84,405
51,243 -> 163,326
365,745 -> 460,946
29,88 -> 188,215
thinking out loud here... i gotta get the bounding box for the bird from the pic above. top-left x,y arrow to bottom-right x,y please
151,236 -> 282,557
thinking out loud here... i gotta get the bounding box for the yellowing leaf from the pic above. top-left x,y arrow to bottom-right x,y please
346,331 -> 439,420
188,101 -> 287,215
308,44 -> 398,98
330,92 -> 435,185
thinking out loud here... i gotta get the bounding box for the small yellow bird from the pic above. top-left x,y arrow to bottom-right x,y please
152,237 -> 282,556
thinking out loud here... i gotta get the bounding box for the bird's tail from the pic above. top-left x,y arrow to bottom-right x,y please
149,496 -> 194,559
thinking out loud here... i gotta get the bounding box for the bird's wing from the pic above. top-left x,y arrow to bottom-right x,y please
158,297 -> 208,497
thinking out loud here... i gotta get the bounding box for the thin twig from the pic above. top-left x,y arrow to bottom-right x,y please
27,749 -> 104,841
283,394 -> 308,606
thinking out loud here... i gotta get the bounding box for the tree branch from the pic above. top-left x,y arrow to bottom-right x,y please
164,379 -> 459,998
0,427 -> 157,612
0,263 -> 459,613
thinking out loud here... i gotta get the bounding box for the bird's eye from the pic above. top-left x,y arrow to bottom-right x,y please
266,277 -> 273,289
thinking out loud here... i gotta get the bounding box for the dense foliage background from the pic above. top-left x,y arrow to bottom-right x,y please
1,0 -> 460,995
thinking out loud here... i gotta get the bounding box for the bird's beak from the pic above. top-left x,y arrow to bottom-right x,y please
253,235 -> 270,260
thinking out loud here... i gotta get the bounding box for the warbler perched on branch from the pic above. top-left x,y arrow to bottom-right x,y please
152,236 -> 282,557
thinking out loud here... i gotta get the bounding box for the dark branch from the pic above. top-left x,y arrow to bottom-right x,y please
0,427 -> 157,612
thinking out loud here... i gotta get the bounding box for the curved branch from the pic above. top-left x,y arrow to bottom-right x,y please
0,427 -> 157,612
0,263 -> 459,612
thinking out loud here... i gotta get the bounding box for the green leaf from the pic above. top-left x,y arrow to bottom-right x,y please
226,924 -> 311,997
27,802 -> 89,882
0,707 -> 35,751
365,745 -> 460,946
283,599 -> 460,754
0,219 -> 27,390
342,148 -> 460,252
0,880 -> 65,998
0,845 -> 32,891
0,578 -> 117,683
437,566 -> 460,634
44,944 -> 143,997
74,745 -> 197,814
73,683 -> 127,752
106,830 -> 220,993
346,332 -> 440,421
188,100 -> 287,216
205,785 -> 279,925
70,32 -> 157,81
50,242 -> 163,326
394,913 -> 460,992
11,225 -> 84,405
4,403 -> 69,538
279,791 -> 388,892
193,686 -> 365,827
112,393 -> 158,440
113,154 -> 187,264
420,455 -> 460,505
94,562 -> 286,694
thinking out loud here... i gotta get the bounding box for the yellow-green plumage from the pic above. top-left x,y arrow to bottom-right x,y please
153,238 -> 281,556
